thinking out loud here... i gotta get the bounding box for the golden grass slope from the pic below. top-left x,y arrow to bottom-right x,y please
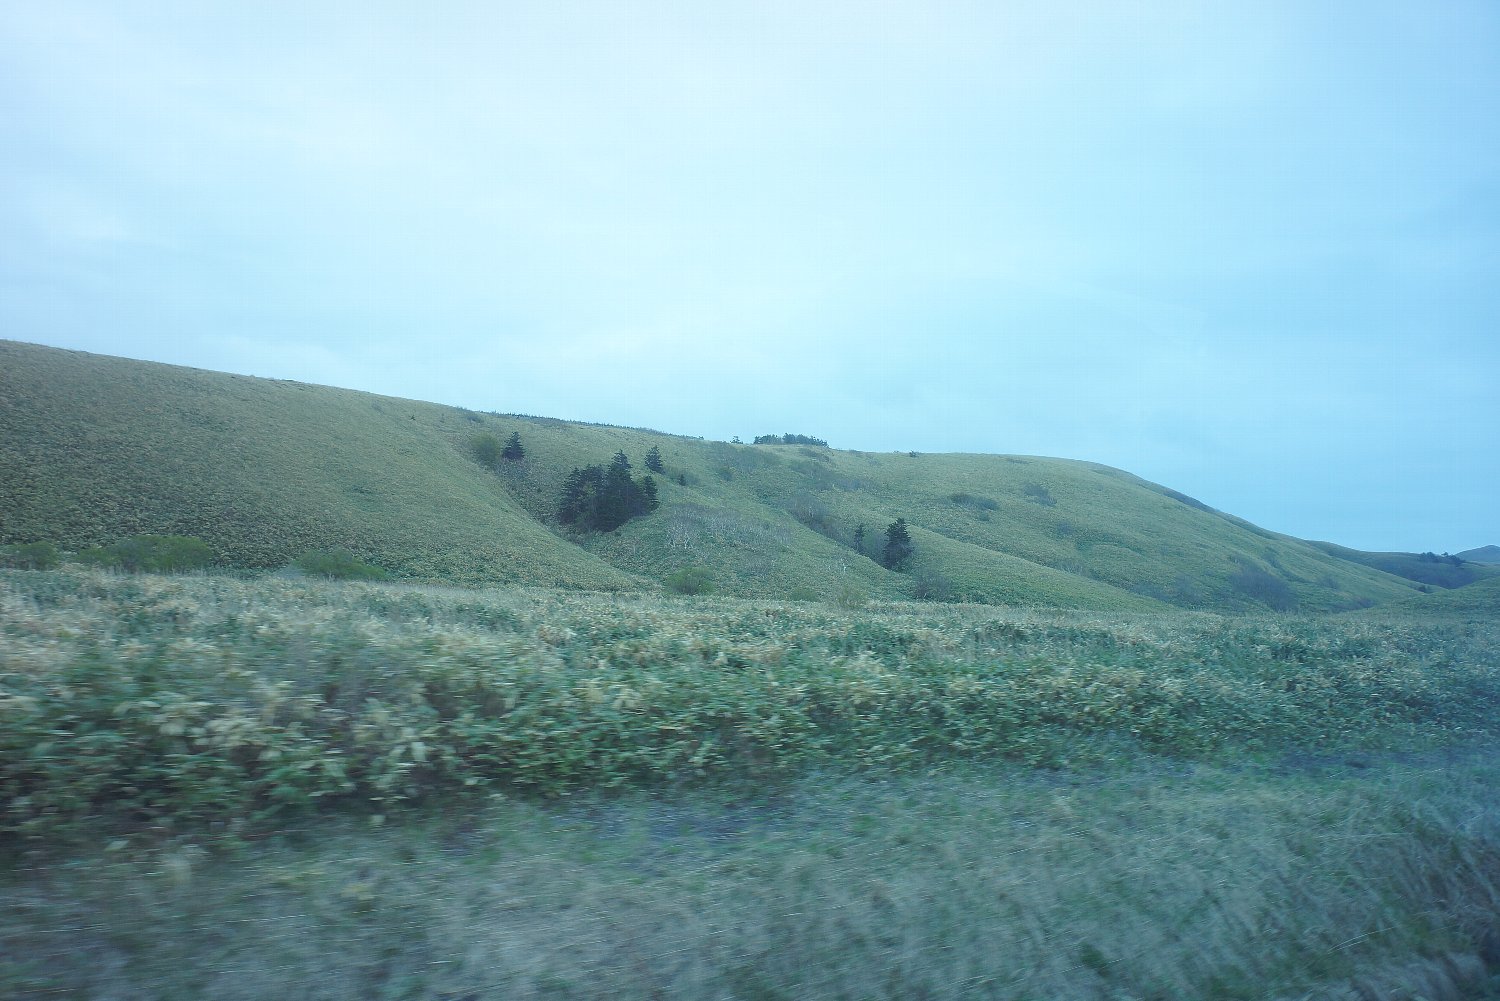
0,340 -> 638,588
0,340 -> 1423,609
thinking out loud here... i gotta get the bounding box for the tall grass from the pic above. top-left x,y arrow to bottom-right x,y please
2,568 -> 1496,842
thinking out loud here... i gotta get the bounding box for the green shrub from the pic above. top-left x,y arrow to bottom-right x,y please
469,432 -> 502,468
831,579 -> 868,610
0,541 -> 60,570
77,535 -> 213,573
949,492 -> 999,511
664,566 -> 715,595
1229,562 -> 1298,611
294,549 -> 390,580
912,570 -> 955,602
786,586 -> 821,602
1022,483 -> 1057,507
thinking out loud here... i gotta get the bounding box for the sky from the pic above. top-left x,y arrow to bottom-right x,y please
2,1 -> 1496,553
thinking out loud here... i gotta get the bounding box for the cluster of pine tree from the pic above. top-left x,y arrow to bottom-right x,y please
752,433 -> 829,447
558,451 -> 660,532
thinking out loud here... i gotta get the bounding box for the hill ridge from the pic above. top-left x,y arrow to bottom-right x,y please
1,339 -> 1448,611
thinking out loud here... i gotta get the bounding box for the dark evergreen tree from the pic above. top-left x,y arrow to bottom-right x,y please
558,454 -> 661,533
502,431 -> 525,462
883,518 -> 914,571
557,467 -> 594,525
593,451 -> 635,531
853,523 -> 866,554
645,445 -> 664,473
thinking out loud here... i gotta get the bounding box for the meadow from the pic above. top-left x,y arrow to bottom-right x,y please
3,568 -> 1499,998
5,338 -> 1454,612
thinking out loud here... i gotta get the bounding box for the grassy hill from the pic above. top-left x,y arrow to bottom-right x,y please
1458,544 -> 1500,565
1307,540 -> 1500,589
0,339 -> 1425,611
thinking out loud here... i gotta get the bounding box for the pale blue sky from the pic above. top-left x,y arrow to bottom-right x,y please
3,1 -> 1496,552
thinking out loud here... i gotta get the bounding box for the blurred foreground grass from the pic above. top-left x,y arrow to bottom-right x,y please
3,568 -> 1498,998
4,753 -> 1500,999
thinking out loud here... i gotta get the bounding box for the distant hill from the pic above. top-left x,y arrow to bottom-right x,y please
1306,541 -> 1500,589
1458,545 -> 1500,565
1,339 -> 1428,612
1358,575 -> 1500,620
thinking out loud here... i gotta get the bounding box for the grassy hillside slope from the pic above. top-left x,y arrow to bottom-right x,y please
1307,540 -> 1500,589
0,341 -> 639,589
1458,544 -> 1500,565
1,340 -> 1422,610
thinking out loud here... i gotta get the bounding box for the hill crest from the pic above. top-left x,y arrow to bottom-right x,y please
0,339 -> 1437,611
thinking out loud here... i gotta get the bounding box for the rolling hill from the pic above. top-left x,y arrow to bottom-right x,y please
0,339 -> 1430,611
1306,541 -> 1500,589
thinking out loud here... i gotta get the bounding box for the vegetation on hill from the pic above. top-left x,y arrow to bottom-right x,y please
556,452 -> 660,533
1308,540 -> 1500,589
0,340 -> 1435,610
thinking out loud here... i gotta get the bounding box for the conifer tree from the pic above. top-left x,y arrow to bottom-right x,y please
883,518 -> 914,571
853,523 -> 866,554
595,451 -> 634,531
557,467 -> 593,525
645,445 -> 664,473
638,475 -> 660,514
502,431 -> 525,462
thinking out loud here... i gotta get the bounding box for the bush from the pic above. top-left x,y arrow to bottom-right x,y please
913,571 -> 955,602
0,541 -> 60,570
470,433 -> 502,468
78,535 -> 213,573
1022,483 -> 1057,507
831,579 -> 868,610
1229,563 -> 1298,612
664,567 -> 715,595
294,549 -> 390,581
949,492 -> 998,511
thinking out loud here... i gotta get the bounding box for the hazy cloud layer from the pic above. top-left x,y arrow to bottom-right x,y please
3,1 -> 1495,551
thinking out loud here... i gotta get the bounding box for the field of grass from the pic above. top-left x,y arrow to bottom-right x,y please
1,339 -> 1429,612
3,567 -> 1496,843
3,568 -> 1499,998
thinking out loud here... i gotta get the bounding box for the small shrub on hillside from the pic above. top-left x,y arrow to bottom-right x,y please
78,535 -> 213,573
664,566 -> 715,595
949,492 -> 999,511
832,579 -> 868,609
469,432 -> 503,468
913,570 -> 955,602
0,541 -> 59,570
1022,483 -> 1057,507
1229,562 -> 1299,611
294,549 -> 389,581
786,586 -> 821,602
